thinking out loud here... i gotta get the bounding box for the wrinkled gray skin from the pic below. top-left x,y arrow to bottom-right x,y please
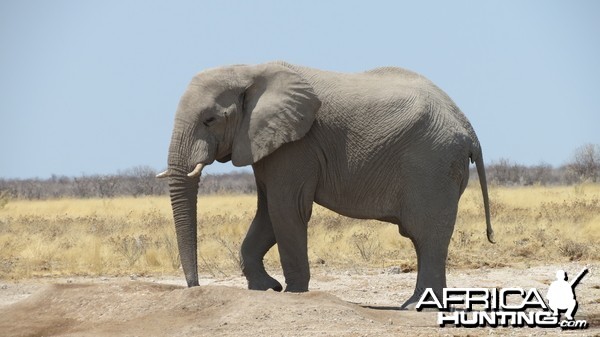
161,62 -> 494,309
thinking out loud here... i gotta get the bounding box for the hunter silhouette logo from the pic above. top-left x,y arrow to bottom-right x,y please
546,268 -> 588,321
415,267 -> 590,329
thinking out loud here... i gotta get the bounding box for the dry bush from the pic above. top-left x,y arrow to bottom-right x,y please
569,143 -> 600,182
0,185 -> 598,280
558,239 -> 589,261
351,229 -> 380,262
108,235 -> 149,267
0,190 -> 9,210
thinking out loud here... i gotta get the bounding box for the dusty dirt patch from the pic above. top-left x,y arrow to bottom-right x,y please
0,283 -> 431,337
0,264 -> 598,336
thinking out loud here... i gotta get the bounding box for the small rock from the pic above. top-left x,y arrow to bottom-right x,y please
388,266 -> 401,274
1,284 -> 7,290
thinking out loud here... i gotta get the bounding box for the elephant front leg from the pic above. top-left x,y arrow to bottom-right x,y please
271,212 -> 310,293
266,186 -> 314,293
253,148 -> 318,293
240,188 -> 283,292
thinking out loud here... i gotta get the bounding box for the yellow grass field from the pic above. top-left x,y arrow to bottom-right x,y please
0,184 -> 599,280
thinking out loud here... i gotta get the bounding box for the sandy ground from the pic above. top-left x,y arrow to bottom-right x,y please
1,263 -> 598,336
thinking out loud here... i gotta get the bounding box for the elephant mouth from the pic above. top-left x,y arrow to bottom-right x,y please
216,153 -> 232,163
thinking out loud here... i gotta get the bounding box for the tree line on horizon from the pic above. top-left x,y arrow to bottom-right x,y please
1,144 -> 598,201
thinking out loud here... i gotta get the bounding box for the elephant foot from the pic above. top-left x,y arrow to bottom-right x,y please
400,289 -> 441,311
284,283 -> 309,293
248,275 -> 283,292
400,290 -> 454,312
400,297 -> 419,310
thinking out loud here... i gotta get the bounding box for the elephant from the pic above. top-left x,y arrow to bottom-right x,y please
157,61 -> 494,309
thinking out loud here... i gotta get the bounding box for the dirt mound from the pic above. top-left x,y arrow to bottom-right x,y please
0,282 -> 435,337
2,264 -> 598,336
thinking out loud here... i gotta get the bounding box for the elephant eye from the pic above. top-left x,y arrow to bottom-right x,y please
203,116 -> 217,127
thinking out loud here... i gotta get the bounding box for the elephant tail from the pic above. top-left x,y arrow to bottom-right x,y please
472,150 -> 495,244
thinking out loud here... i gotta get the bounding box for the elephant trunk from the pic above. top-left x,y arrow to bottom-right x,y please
165,118 -> 210,287
169,173 -> 200,287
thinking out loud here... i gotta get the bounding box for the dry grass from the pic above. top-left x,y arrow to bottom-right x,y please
0,184 -> 598,280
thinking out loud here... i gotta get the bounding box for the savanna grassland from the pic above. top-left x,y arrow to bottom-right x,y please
1,183 -> 599,280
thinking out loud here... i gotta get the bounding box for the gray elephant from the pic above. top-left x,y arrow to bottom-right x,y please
157,61 -> 494,309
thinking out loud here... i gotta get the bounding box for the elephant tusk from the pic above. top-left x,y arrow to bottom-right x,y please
156,170 -> 171,178
187,163 -> 204,177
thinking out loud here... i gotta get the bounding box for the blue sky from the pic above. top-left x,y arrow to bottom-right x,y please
1,1 -> 598,179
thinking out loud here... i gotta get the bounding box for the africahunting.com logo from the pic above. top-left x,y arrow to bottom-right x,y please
416,267 -> 589,329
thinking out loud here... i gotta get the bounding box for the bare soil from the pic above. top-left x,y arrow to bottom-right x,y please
1,263 -> 598,336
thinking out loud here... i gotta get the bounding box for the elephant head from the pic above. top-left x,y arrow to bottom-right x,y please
158,63 -> 321,287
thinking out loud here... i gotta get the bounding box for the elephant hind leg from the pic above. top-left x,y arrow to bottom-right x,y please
240,185 -> 282,292
399,189 -> 459,310
401,233 -> 452,309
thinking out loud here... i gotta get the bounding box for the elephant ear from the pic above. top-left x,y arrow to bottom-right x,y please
231,64 -> 321,166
